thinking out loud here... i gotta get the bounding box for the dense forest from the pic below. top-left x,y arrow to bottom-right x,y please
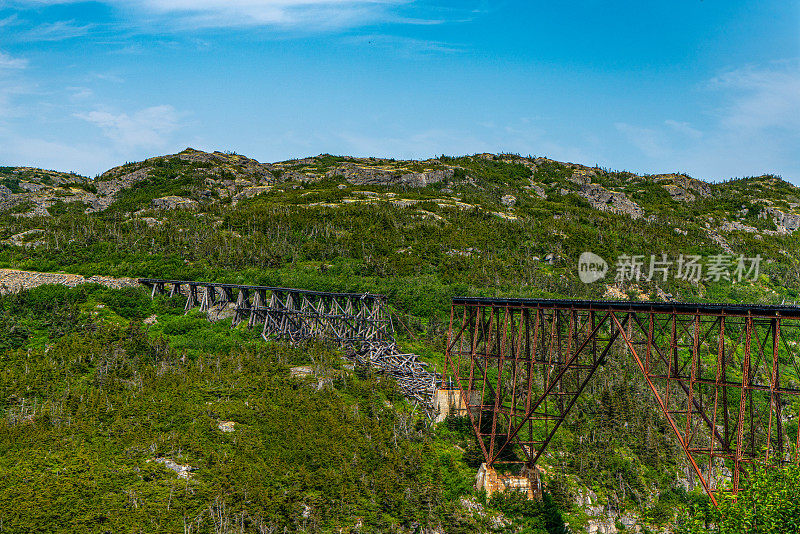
1,150 -> 799,532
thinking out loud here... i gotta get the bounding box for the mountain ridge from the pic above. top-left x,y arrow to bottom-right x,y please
2,147 -> 799,227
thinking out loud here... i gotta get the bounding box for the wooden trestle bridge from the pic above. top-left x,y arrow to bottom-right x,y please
445,297 -> 800,505
138,279 -> 440,413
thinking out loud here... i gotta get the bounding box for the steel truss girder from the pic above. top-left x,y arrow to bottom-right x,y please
445,299 -> 800,506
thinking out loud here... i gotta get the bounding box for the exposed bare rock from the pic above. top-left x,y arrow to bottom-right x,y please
578,183 -> 643,218
151,196 -> 199,210
0,268 -> 138,293
653,173 -> 711,201
148,457 -> 196,479
501,194 -> 516,207
95,168 -> 149,196
86,275 -> 140,289
207,302 -> 237,322
80,168 -> 151,212
92,149 -> 278,212
217,420 -> 236,433
0,166 -> 89,186
493,211 -> 518,220
8,228 -> 44,241
14,205 -> 51,218
138,217 -> 161,227
325,163 -> 455,187
281,170 -> 316,182
232,185 -> 271,204
760,207 -> 800,233
721,220 -> 759,233
290,366 -> 314,378
525,183 -> 546,199
604,285 -> 628,300
663,184 -> 696,202
568,168 -> 597,185
705,227 -> 734,254
19,182 -> 47,193
198,152 -> 275,183
5,229 -> 45,247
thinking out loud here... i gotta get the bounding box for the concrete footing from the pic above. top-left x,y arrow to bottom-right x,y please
433,388 -> 482,423
475,463 -> 542,500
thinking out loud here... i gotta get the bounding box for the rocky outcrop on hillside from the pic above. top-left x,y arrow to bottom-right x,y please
568,168 -> 598,185
98,148 -> 276,185
761,207 -> 800,233
0,268 -> 138,294
151,196 -> 199,210
324,162 -> 455,187
177,149 -> 276,183
0,167 -> 90,187
578,183 -> 644,218
88,167 -> 151,211
0,149 -> 285,216
653,173 -> 711,202
0,167 -> 93,213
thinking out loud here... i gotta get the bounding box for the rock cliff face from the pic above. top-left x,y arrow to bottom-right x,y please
762,207 -> 800,233
653,173 -> 712,202
578,183 -> 644,219
324,162 -> 455,187
177,149 -> 276,183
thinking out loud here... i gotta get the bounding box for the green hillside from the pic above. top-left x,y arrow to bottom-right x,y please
1,150 -> 799,533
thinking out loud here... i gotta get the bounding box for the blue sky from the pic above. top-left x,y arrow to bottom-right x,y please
0,1 -> 798,183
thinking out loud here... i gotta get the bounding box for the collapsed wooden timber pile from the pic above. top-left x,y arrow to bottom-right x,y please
139,278 -> 441,416
347,340 -> 440,414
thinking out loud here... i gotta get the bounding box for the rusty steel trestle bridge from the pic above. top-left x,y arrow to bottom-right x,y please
445,297 -> 800,505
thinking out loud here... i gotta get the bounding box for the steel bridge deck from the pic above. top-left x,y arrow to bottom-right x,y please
453,297 -> 800,319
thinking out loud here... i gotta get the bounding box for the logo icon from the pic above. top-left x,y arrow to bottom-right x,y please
578,252 -> 608,283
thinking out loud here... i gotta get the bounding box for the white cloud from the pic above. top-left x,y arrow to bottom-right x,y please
68,86 -> 94,100
9,0 -> 410,30
23,20 -> 93,41
0,50 -> 28,69
710,60 -> 800,133
614,61 -> 800,183
75,105 -> 183,150
615,122 -> 670,160
664,119 -> 702,139
0,14 -> 21,28
90,72 -> 125,83
344,34 -> 463,57
0,51 -> 29,121
0,103 -> 186,175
